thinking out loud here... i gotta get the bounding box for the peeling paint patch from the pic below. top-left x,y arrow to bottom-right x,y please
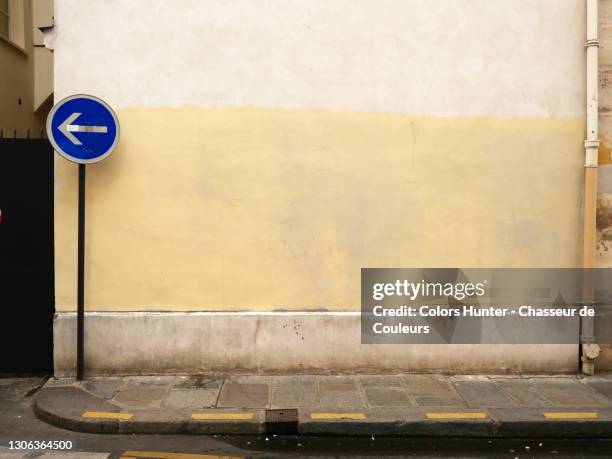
596,194 -> 612,265
599,140 -> 612,166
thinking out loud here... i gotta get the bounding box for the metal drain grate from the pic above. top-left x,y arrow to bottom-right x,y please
265,408 -> 299,434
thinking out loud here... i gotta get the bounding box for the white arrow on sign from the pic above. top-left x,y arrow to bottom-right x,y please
58,112 -> 109,145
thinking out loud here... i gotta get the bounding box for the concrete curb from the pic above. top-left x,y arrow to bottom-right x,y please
33,387 -> 264,435
33,386 -> 612,437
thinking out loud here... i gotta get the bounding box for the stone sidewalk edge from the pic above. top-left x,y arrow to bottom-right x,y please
33,386 -> 612,438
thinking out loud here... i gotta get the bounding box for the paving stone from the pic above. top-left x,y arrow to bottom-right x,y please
113,387 -> 167,408
582,379 -> 612,403
318,375 -> 358,387
81,378 -> 124,400
402,375 -> 457,397
271,375 -> 316,387
415,396 -> 466,407
454,381 -> 516,408
162,388 -> 218,408
174,375 -> 222,390
317,376 -> 363,407
227,375 -> 271,385
364,387 -> 412,407
43,378 -> 74,387
124,376 -> 176,387
35,386 -> 119,416
495,379 -> 552,407
529,378 -> 608,407
319,390 -> 365,408
217,383 -> 269,408
271,385 -> 318,408
319,378 -> 358,392
359,375 -> 402,387
451,375 -> 491,382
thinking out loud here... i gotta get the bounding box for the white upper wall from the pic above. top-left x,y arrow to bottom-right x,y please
54,0 -> 585,118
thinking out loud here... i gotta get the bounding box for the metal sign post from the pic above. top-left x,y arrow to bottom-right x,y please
77,164 -> 86,379
47,94 -> 120,380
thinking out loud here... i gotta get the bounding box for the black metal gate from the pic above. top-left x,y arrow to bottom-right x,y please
0,139 -> 54,374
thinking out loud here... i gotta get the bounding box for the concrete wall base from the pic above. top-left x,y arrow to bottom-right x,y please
53,312 -> 578,377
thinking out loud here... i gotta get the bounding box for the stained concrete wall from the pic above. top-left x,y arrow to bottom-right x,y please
52,0 -> 586,374
595,0 -> 612,371
53,312 -> 579,377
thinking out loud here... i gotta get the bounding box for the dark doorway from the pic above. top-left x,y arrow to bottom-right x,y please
0,139 -> 54,375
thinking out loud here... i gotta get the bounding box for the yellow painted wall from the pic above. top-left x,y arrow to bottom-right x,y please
54,107 -> 584,312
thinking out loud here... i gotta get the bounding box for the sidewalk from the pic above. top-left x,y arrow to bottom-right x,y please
34,373 -> 612,437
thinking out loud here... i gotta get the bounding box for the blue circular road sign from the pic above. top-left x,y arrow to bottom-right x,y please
47,94 -> 120,164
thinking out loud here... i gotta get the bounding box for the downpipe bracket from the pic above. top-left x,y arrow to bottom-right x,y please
584,140 -> 600,167
585,39 -> 600,48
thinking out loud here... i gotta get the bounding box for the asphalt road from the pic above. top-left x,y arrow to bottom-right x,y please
1,378 -> 612,458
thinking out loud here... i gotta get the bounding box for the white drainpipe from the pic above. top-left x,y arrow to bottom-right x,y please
581,0 -> 601,375
586,0 -> 599,166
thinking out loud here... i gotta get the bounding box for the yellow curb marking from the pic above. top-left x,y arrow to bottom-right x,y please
81,411 -> 133,420
310,412 -> 367,420
543,412 -> 598,420
122,452 -> 243,459
191,412 -> 253,420
426,412 -> 488,420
